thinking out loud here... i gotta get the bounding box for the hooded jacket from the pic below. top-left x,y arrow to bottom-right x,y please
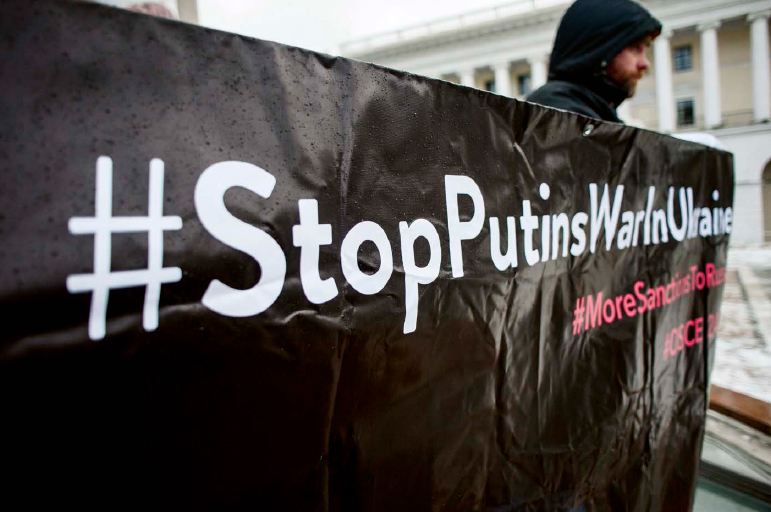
525,0 -> 662,122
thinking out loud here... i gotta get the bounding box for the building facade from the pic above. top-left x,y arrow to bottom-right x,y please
343,0 -> 771,246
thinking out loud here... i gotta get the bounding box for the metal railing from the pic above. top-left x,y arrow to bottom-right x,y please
339,0 -> 569,55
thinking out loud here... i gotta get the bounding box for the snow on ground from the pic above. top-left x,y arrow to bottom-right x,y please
711,247 -> 771,404
727,247 -> 771,269
712,270 -> 771,404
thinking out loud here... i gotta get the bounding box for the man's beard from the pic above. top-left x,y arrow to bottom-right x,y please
602,72 -> 640,101
621,72 -> 646,98
619,77 -> 638,99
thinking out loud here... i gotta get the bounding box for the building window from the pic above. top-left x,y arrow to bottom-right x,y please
484,79 -> 496,93
677,99 -> 695,126
673,45 -> 692,72
518,74 -> 532,95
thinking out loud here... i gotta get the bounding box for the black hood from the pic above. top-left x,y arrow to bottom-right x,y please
549,0 -> 661,82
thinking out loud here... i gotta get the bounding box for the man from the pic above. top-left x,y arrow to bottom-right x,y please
526,0 -> 662,123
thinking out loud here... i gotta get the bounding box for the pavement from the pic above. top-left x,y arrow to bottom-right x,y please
712,246 -> 771,404
698,246 -> 771,508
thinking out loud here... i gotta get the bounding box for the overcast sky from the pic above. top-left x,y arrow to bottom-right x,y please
197,0 -> 507,55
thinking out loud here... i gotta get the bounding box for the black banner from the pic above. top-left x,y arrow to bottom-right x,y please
0,1 -> 734,510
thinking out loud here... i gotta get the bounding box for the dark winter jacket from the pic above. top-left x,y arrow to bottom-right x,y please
526,0 -> 661,122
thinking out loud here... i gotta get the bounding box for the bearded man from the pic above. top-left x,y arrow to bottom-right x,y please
526,0 -> 662,123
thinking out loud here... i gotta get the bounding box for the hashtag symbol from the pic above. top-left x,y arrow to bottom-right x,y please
66,156 -> 183,340
573,297 -> 585,335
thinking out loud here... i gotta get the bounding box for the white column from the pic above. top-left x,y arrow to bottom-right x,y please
528,56 -> 548,89
460,69 -> 476,88
699,21 -> 722,128
749,11 -> 771,122
493,62 -> 512,97
177,0 -> 198,23
654,30 -> 676,133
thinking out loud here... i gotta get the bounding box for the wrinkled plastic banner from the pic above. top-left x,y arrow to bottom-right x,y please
0,1 -> 734,510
